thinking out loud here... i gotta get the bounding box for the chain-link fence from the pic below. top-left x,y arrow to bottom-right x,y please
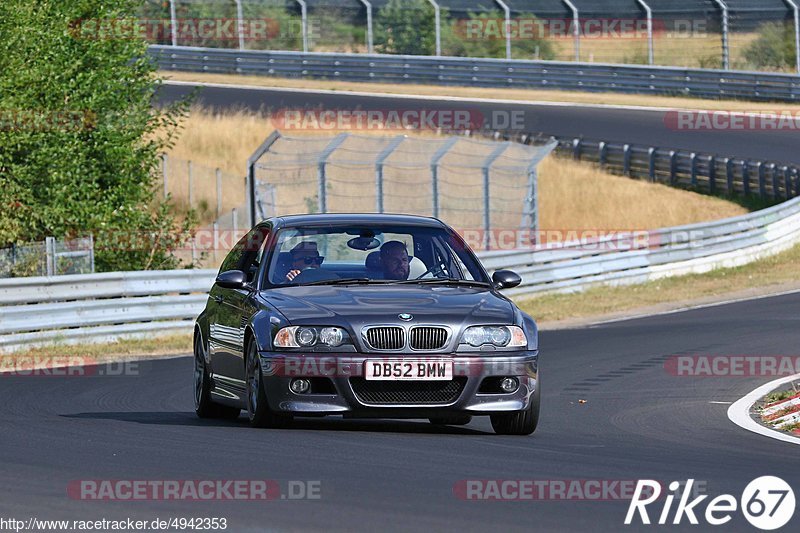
248,132 -> 556,251
140,1 -> 800,71
0,237 -> 94,278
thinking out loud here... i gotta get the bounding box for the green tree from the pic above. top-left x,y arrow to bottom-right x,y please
375,0 -> 438,55
744,22 -> 796,71
0,0 -> 193,271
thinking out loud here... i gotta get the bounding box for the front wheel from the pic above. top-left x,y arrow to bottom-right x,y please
490,381 -> 540,435
245,341 -> 291,429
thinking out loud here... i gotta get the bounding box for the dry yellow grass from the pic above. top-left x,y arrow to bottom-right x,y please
164,107 -> 746,239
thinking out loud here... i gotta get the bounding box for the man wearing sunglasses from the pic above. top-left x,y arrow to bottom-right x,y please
285,241 -> 324,282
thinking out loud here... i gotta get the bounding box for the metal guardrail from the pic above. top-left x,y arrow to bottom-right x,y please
149,45 -> 800,102
510,134 -> 800,201
2,193 -> 800,351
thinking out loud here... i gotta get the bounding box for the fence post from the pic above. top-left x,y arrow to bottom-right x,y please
562,0 -> 581,61
216,168 -> 223,218
770,163 -> 778,201
598,141 -> 607,168
45,236 -> 56,276
742,160 -> 750,196
359,0 -> 374,54
482,143 -> 510,251
188,160 -> 194,208
296,1 -> 309,52
784,166 -> 792,199
622,144 -> 631,176
636,0 -> 654,64
317,133 -> 349,214
494,0 -> 512,59
648,147 -> 657,181
724,158 -> 733,193
689,152 -> 697,186
88,234 -> 95,274
786,0 -> 800,73
232,208 -> 239,236
757,161 -> 767,199
430,137 -> 459,218
669,151 -> 677,185
709,155 -> 716,195
168,0 -> 178,47
426,0 -> 442,56
213,221 -> 219,264
235,0 -> 245,50
573,138 -> 582,160
712,0 -> 730,70
161,153 -> 168,199
375,135 -> 405,213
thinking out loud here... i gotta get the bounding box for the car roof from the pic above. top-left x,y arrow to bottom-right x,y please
270,213 -> 448,229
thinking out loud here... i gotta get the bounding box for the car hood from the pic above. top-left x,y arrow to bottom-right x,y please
262,284 -> 515,330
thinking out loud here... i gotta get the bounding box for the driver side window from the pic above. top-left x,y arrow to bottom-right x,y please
218,225 -> 271,284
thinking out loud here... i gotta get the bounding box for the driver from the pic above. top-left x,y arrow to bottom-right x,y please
285,241 -> 324,282
379,240 -> 410,280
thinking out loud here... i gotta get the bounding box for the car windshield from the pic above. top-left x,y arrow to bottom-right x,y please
265,224 -> 488,287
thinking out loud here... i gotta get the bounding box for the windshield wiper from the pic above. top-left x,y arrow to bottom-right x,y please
301,277 -> 386,286
389,278 -> 491,287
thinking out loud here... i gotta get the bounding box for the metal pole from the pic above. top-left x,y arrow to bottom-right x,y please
296,0 -> 309,52
524,140 -> 558,246
216,168 -> 223,219
169,0 -> 178,47
232,208 -> 239,236
317,133 -> 349,214
375,136 -> 406,213
359,0 -> 374,54
712,0 -> 729,70
45,237 -> 55,276
636,0 -> 654,65
161,153 -> 168,199
430,137 -> 459,218
247,131 -> 282,227
482,143 -> 510,251
187,160 -> 194,208
494,0 -> 512,60
785,0 -> 800,73
562,0 -> 580,61
426,0 -> 442,56
235,0 -> 245,50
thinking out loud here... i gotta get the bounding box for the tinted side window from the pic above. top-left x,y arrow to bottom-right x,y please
217,225 -> 271,276
218,241 -> 245,275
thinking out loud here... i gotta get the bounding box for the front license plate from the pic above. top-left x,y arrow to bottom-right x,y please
364,359 -> 453,381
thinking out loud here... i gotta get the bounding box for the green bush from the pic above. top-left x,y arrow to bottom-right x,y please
744,22 -> 796,70
0,0 -> 193,272
375,0 -> 438,55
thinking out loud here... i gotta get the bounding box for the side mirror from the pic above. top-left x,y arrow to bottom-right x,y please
216,270 -> 247,289
492,269 -> 522,290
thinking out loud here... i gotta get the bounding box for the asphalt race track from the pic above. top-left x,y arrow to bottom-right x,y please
2,292 -> 799,531
158,82 -> 800,165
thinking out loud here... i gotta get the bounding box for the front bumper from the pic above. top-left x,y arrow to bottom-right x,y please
258,351 -> 538,418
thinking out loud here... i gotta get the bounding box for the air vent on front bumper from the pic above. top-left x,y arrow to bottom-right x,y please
364,326 -> 405,350
349,377 -> 467,405
409,326 -> 448,350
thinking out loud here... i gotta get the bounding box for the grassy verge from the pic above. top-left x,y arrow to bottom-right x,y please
516,242 -> 800,324
162,71 -> 800,113
2,334 -> 192,362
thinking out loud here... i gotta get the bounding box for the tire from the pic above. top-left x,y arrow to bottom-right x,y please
429,415 -> 473,426
490,381 -> 540,436
245,340 -> 291,429
194,333 -> 241,420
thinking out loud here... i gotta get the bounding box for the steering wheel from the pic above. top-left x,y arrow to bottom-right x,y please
414,263 -> 447,280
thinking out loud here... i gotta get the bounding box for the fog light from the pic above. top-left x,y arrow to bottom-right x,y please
499,377 -> 519,393
290,378 -> 311,394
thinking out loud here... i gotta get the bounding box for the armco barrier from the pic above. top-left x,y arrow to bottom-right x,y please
148,45 -> 800,102
2,195 -> 800,352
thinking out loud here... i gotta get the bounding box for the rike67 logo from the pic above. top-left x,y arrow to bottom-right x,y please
625,477 -> 795,530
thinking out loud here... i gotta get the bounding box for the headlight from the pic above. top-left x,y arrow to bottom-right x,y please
461,326 -> 527,348
274,326 -> 349,348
